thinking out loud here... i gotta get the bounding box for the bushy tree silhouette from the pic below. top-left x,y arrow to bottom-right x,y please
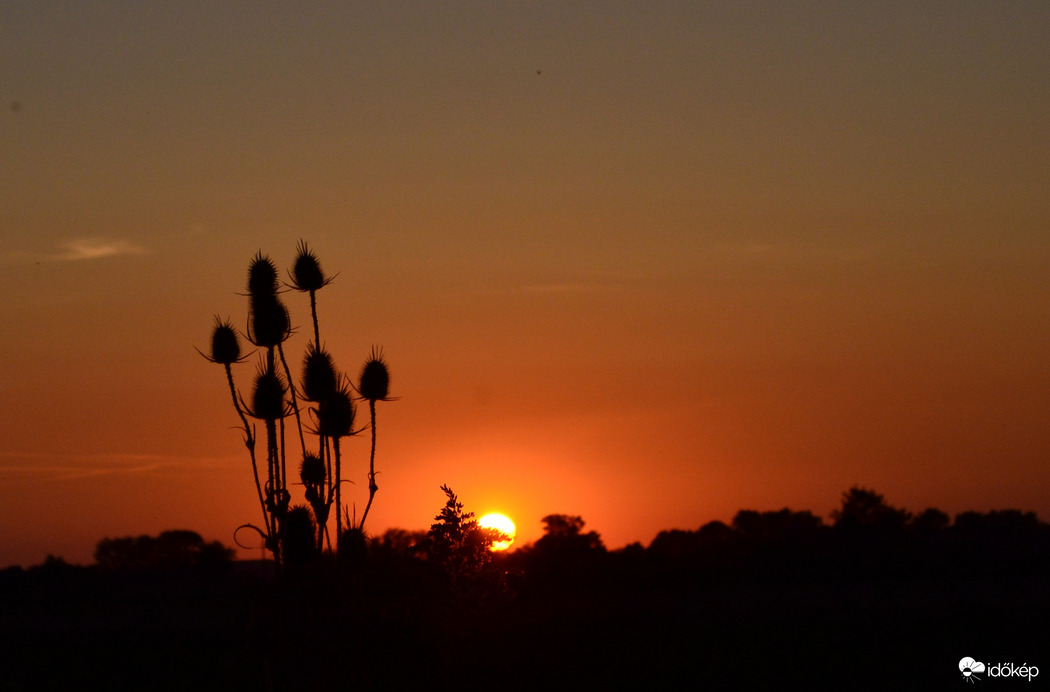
537,514 -> 604,550
95,530 -> 233,571
424,485 -> 504,585
831,486 -> 911,531
910,507 -> 950,534
526,514 -> 607,589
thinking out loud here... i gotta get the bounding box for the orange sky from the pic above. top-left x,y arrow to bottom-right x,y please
2,2 -> 1049,566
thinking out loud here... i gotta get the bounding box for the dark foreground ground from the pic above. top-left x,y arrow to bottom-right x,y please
1,555 -> 1047,691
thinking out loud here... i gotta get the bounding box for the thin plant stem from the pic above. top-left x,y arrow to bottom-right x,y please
265,416 -> 281,566
359,400 -> 379,531
225,364 -> 269,537
278,343 -> 307,459
309,289 -> 320,348
279,415 -> 287,509
324,435 -> 334,551
334,437 -> 343,545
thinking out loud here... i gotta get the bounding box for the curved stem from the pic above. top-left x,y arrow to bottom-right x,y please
324,435 -> 334,552
225,365 -> 269,537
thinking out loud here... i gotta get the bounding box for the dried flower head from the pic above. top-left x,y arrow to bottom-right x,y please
248,294 -> 291,348
249,366 -> 288,421
316,388 -> 355,438
201,316 -> 242,364
247,252 -> 280,298
290,240 -> 330,293
358,346 -> 390,402
299,453 -> 326,487
301,344 -> 338,403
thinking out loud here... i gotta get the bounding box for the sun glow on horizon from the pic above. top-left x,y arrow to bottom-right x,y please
478,513 -> 516,551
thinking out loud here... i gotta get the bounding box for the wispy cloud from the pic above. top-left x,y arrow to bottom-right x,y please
0,451 -> 222,481
53,237 -> 148,261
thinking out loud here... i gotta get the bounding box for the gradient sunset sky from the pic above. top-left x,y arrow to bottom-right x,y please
2,2 -> 1048,566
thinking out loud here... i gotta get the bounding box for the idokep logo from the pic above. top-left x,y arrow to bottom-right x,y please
960,657 -> 1040,683
960,658 -> 986,683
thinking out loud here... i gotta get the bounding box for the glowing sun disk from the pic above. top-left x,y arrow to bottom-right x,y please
479,513 -> 516,551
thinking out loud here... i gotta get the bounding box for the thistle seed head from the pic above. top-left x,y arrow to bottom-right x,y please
358,346 -> 390,402
207,316 -> 241,364
299,453 -> 326,487
338,527 -> 368,566
247,252 -> 280,298
301,343 -> 338,403
290,240 -> 329,292
248,294 -> 291,348
316,388 -> 355,438
250,366 -> 288,420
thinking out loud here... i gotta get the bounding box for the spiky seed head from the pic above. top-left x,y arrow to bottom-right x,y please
247,252 -> 280,298
290,240 -> 328,292
208,317 -> 241,364
251,367 -> 287,420
248,294 -> 291,347
338,527 -> 368,567
359,347 -> 390,402
301,344 -> 338,403
299,454 -> 326,486
316,388 -> 355,437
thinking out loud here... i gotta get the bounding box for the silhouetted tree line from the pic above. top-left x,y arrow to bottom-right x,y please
351,486 -> 1050,598
94,530 -> 234,571
5,486 -> 1045,594
641,487 -> 1050,586
335,486 -> 1050,600
3,487 -> 1049,689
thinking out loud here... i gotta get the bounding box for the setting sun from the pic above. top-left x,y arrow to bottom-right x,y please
478,513 -> 516,551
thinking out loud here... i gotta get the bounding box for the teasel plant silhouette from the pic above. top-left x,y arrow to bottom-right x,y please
288,239 -> 334,348
311,378 -> 358,549
197,318 -> 269,548
200,243 -> 394,571
240,361 -> 293,565
357,346 -> 392,531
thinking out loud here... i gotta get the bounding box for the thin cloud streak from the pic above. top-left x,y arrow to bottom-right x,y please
53,238 -> 148,261
0,451 -> 226,482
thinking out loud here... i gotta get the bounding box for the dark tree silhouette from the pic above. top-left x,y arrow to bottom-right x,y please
910,507 -> 950,533
373,527 -> 428,555
536,514 -> 605,553
831,486 -> 911,531
732,508 -> 824,542
424,485 -> 502,584
524,514 -> 607,590
95,530 -> 233,571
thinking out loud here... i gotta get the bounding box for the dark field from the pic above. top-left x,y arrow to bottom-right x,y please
3,527 -> 1047,691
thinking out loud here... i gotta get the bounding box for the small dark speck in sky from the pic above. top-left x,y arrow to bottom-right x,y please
10,101 -> 20,113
